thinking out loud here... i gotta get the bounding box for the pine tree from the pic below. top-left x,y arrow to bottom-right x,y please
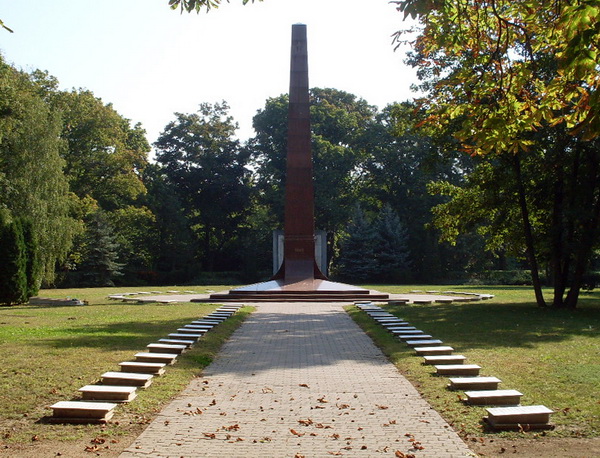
78,212 -> 123,286
373,204 -> 411,283
336,205 -> 378,282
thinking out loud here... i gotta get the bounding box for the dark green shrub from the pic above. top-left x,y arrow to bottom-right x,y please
0,212 -> 28,305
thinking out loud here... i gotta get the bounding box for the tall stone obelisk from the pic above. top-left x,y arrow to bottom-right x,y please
272,23 -> 327,286
206,24 -> 388,301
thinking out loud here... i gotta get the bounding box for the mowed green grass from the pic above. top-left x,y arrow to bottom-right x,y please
0,285 -> 250,444
350,285 -> 600,438
1,284 -> 599,447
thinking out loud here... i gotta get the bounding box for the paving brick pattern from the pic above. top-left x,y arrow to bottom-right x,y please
120,303 -> 473,457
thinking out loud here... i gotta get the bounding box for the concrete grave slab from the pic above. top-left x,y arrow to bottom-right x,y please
119,361 -> 166,375
101,371 -> 153,388
50,401 -> 117,423
79,385 -> 137,402
449,376 -> 501,390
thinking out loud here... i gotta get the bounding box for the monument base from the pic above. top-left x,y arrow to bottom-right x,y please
203,278 -> 389,302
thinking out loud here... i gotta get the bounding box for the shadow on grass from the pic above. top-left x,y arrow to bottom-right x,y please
31,317 -> 209,351
385,300 -> 600,351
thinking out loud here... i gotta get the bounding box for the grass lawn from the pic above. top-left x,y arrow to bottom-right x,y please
351,284 -> 600,440
0,285 -> 251,454
1,283 -> 598,455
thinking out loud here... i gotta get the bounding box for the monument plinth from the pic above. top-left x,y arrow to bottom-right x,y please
207,24 -> 388,302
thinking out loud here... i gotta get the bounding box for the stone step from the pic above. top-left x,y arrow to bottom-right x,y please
134,352 -> 178,365
398,334 -> 433,341
423,355 -> 467,365
414,346 -> 454,356
405,339 -> 444,347
176,328 -> 208,334
158,338 -> 195,347
382,322 -> 411,328
147,343 -> 187,354
119,361 -> 166,375
204,291 -> 390,302
484,405 -> 554,430
191,320 -> 220,325
435,299 -> 454,304
79,385 -> 137,402
412,299 -> 433,304
101,372 -> 153,388
50,401 -> 117,423
374,317 -> 406,323
435,364 -> 481,376
202,316 -> 228,321
391,327 -> 418,333
465,389 -> 522,406
388,299 -> 409,305
449,376 -> 501,390
168,333 -> 203,340
390,329 -> 424,335
183,324 -> 213,330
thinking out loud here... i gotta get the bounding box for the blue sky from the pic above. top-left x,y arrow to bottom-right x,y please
0,0 -> 418,145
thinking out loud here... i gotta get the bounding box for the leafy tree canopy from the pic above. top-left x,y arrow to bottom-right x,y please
393,0 -> 600,154
168,0 -> 261,13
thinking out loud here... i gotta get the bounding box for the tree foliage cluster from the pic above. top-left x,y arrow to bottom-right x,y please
6,0 -> 600,309
336,204 -> 412,283
393,0 -> 600,307
2,50 -> 480,302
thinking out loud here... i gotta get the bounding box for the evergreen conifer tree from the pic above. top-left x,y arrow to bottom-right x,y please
0,211 -> 28,305
373,204 -> 411,282
336,205 -> 378,282
78,212 -> 123,286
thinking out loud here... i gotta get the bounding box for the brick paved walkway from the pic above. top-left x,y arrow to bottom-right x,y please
120,303 -> 473,457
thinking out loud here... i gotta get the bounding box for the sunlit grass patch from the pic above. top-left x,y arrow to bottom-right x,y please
349,285 -> 600,438
0,285 -> 251,445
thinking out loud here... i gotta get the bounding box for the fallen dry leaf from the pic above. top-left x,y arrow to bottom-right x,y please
203,433 -> 216,439
299,384 -> 309,388
376,404 -> 389,410
298,418 -> 313,426
395,451 -> 416,458
317,396 -> 328,403
290,429 -> 305,437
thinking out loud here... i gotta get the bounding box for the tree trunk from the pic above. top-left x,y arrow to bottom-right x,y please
551,163 -> 566,307
513,155 -> 547,307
